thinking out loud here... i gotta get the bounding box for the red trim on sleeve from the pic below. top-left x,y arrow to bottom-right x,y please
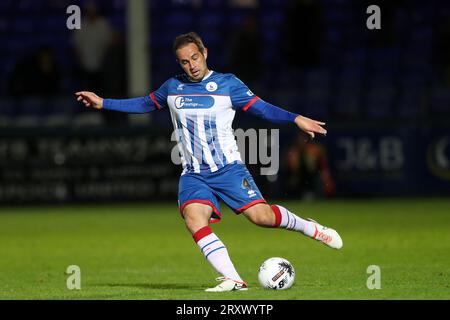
270,204 -> 282,227
242,96 -> 259,111
192,226 -> 213,243
149,92 -> 161,110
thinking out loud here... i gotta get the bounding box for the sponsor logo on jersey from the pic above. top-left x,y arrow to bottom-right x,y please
174,96 -> 215,109
206,81 -> 218,92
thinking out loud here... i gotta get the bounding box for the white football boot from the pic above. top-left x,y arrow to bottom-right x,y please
307,219 -> 343,249
205,277 -> 248,292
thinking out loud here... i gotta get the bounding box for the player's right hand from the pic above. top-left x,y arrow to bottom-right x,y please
75,91 -> 104,109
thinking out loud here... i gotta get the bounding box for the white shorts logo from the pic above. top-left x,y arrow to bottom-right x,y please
206,81 -> 218,92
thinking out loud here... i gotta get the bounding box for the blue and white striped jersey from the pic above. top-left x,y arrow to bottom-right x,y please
149,71 -> 259,175
103,70 -> 298,175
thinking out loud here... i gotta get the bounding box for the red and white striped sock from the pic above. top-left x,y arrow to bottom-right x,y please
193,226 -> 243,283
271,204 -> 316,237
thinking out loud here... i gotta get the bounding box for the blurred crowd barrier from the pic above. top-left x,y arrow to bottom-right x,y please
0,122 -> 448,204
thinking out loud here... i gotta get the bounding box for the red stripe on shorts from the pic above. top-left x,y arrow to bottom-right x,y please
234,199 -> 267,214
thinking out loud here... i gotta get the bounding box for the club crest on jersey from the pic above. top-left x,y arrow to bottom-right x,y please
242,178 -> 256,197
206,81 -> 218,92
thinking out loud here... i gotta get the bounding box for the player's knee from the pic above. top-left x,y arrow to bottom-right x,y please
183,212 -> 196,227
244,204 -> 275,227
183,203 -> 212,234
184,211 -> 204,232
184,215 -> 206,235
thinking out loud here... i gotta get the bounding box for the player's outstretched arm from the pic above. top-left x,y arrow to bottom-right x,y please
230,75 -> 327,139
75,91 -> 162,114
75,91 -> 104,109
294,115 -> 327,139
242,98 -> 327,139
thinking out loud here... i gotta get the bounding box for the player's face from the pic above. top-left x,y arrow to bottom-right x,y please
176,43 -> 209,82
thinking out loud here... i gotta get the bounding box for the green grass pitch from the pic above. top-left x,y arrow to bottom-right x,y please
0,198 -> 449,300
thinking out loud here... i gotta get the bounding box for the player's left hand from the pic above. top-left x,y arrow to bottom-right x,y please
294,115 -> 327,139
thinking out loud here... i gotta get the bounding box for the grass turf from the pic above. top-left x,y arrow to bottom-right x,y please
0,198 -> 449,300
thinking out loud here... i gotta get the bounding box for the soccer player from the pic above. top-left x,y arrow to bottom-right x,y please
75,32 -> 343,292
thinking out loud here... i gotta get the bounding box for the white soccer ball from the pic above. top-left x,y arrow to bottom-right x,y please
258,257 -> 295,290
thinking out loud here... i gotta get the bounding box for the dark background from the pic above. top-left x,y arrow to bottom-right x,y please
0,0 -> 449,204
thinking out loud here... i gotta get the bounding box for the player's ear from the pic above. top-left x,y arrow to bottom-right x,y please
203,47 -> 208,60
174,50 -> 181,64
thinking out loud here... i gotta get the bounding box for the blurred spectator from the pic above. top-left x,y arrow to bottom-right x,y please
281,0 -> 325,69
434,19 -> 450,86
173,0 -> 202,8
101,31 -> 127,98
8,46 -> 61,98
72,1 -> 113,93
228,12 -> 262,87
284,134 -> 335,199
229,0 -> 259,9
101,31 -> 128,126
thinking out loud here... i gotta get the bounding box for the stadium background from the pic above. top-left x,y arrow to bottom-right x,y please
1,0 -> 450,202
0,0 -> 449,300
